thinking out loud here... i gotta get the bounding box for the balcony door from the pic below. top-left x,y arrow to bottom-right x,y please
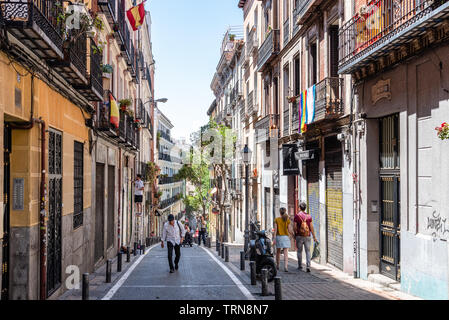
329,24 -> 339,78
379,114 -> 401,281
2,124 -> 11,300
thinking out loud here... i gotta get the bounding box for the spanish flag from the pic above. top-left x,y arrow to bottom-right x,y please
110,93 -> 119,128
127,2 -> 146,31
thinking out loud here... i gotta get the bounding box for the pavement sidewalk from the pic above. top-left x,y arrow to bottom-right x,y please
215,243 -> 421,300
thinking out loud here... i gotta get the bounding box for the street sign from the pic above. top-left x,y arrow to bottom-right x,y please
296,149 -> 317,161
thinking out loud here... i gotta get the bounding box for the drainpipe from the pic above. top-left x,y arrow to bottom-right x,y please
9,75 -> 47,299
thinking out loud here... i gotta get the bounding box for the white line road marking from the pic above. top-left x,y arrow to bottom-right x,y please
198,246 -> 256,300
101,243 -> 159,300
121,284 -> 237,288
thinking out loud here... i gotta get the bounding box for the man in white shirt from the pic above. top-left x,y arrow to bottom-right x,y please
134,174 -> 144,214
161,214 -> 186,273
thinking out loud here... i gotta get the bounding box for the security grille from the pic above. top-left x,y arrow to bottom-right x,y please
379,114 -> 401,281
325,136 -> 343,270
73,141 -> 84,229
47,129 -> 62,296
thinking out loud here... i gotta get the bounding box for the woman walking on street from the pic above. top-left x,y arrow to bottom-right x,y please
273,208 -> 294,272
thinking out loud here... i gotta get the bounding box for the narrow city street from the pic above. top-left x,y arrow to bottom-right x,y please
59,242 -> 418,301
105,245 -> 252,300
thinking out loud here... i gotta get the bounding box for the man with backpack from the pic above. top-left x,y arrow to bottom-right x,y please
161,214 -> 186,273
294,202 -> 318,272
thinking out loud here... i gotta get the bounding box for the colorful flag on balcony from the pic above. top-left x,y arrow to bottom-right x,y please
110,93 -> 119,128
299,85 -> 316,134
127,1 -> 146,31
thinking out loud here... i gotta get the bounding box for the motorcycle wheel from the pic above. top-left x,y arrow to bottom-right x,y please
261,258 -> 277,282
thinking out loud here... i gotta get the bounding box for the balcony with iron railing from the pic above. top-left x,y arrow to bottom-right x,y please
283,108 -> 290,137
314,77 -> 344,122
159,195 -> 181,209
158,176 -> 182,185
98,0 -> 117,24
1,0 -> 64,60
135,98 -> 144,121
247,26 -> 258,54
145,64 -> 152,91
116,0 -> 131,63
246,91 -> 254,115
97,90 -> 119,137
74,40 -> 103,101
255,114 -> 280,143
129,40 -> 136,77
158,130 -> 173,143
338,0 -> 449,74
257,29 -> 280,72
283,19 -> 290,47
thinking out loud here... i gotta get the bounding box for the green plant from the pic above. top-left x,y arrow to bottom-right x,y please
229,34 -> 236,41
101,64 -> 113,74
145,162 -> 159,185
55,1 -> 104,41
119,98 -> 132,107
435,122 -> 449,140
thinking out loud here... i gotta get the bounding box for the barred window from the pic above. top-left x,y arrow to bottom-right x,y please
73,141 -> 84,229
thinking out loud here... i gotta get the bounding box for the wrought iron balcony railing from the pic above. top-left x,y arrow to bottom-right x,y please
74,41 -> 103,101
257,29 -> 280,72
129,40 -> 136,76
283,108 -> 290,137
98,0 -> 117,24
97,91 -> 119,137
135,98 -> 144,120
338,0 -> 449,74
255,114 -> 280,143
283,19 -> 290,46
158,130 -> 173,143
118,112 -> 126,142
247,27 -> 258,54
314,77 -> 344,122
1,0 -> 64,59
247,90 -> 254,116
159,195 -> 181,209
158,153 -> 171,162
292,3 -> 301,36
116,0 -> 131,62
158,176 -> 182,185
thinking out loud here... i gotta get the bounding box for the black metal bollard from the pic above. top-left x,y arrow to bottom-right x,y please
134,242 -> 138,256
216,239 -> 219,251
250,261 -> 256,285
106,259 -> 112,283
221,243 -> 225,259
82,273 -> 89,300
218,242 -> 221,256
261,268 -> 269,296
117,252 -> 122,272
225,246 -> 229,262
141,244 -> 146,254
207,237 -> 211,248
126,246 -> 131,262
274,277 -> 282,300
240,251 -> 245,270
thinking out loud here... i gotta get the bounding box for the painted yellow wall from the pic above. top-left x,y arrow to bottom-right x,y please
0,52 -> 92,228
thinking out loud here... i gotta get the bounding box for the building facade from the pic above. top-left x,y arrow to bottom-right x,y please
1,0 -> 156,300
154,108 -> 185,235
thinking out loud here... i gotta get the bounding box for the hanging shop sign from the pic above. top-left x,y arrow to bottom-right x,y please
297,149 -> 318,161
282,144 -> 300,176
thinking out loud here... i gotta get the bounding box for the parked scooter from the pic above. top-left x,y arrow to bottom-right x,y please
247,222 -> 277,282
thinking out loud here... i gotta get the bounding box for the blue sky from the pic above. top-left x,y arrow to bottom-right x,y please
145,0 -> 243,140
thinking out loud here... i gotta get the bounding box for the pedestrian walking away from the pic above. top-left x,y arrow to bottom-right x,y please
273,208 -> 294,272
198,215 -> 207,246
161,214 -> 186,273
294,202 -> 318,272
134,174 -> 144,214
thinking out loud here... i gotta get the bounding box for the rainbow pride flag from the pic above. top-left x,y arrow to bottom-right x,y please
299,85 -> 316,133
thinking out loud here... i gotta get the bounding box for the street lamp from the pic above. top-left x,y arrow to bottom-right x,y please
242,144 -> 252,259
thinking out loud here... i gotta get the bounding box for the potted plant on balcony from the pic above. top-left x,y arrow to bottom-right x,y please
101,64 -> 113,78
119,98 -> 132,112
435,122 -> 449,140
229,34 -> 236,41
